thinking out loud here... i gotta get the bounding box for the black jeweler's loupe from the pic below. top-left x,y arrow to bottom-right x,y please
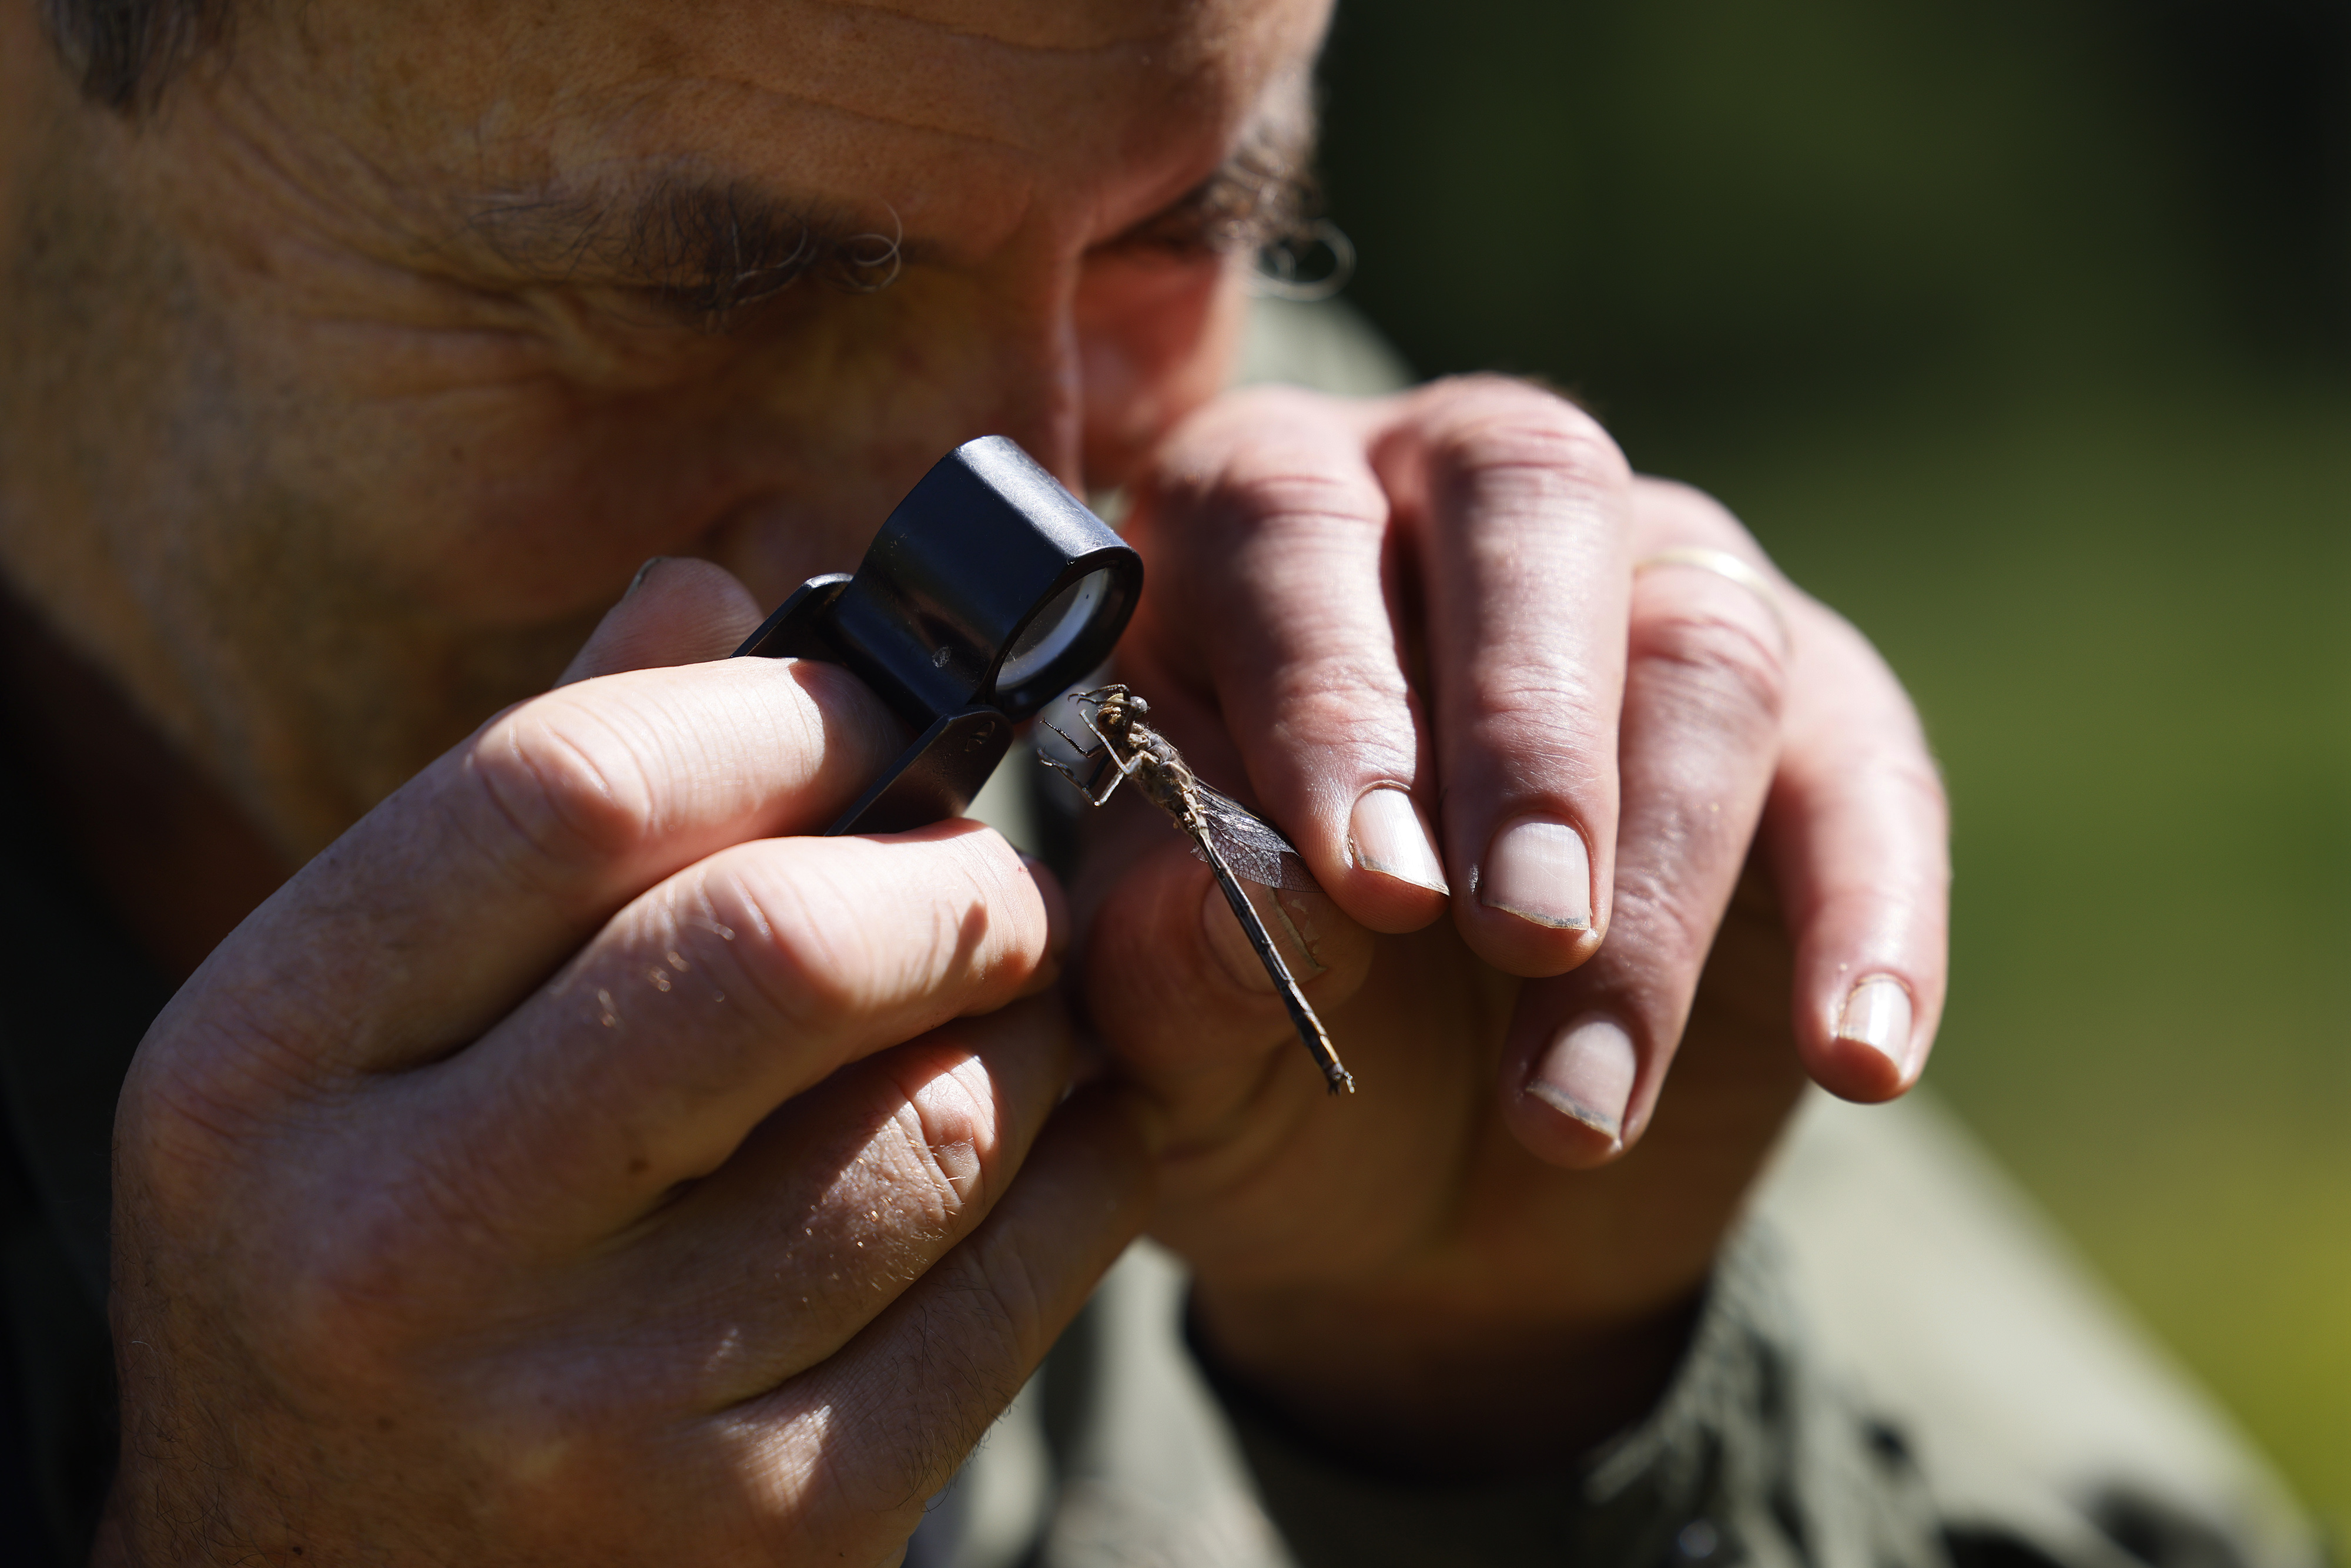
732,436 -> 1141,835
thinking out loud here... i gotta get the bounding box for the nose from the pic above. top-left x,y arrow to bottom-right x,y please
690,242 -> 1097,606
960,255 -> 1087,491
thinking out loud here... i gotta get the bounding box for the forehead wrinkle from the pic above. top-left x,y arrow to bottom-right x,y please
542,2 -> 1224,170
808,0 -> 1189,55
418,71 -> 1041,280
635,73 -> 1042,158
530,66 -> 1154,249
314,0 -> 1307,277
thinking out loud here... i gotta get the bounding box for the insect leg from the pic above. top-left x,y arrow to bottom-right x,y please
1039,753 -> 1103,795
1039,716 -> 1126,805
1041,716 -> 1107,759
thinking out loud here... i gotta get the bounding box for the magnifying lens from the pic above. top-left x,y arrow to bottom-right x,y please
732,435 -> 1143,835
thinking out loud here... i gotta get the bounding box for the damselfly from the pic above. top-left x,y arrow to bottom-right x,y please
1041,685 -> 1354,1095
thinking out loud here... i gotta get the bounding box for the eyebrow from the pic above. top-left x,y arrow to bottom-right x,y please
1099,99 -> 1322,260
458,95 -> 1321,326
467,177 -> 912,320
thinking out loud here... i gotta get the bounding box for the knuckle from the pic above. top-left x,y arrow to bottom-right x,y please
877,1051 -> 1002,1222
684,859 -> 871,1038
1183,454 -> 1388,549
686,834 -> 1031,1042
1266,658 -> 1418,760
1605,864 -> 1719,982
1629,598 -> 1790,731
1151,398 -> 1386,534
464,696 -> 663,876
1217,460 -> 1388,535
1456,666 -> 1617,779
1874,751 -> 1953,837
1414,376 -> 1631,508
788,1077 -> 977,1281
119,1009 -> 320,1187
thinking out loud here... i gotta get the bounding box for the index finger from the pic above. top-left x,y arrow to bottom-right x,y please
1122,387 -> 1448,937
1123,378 -> 1635,986
161,656 -> 904,1090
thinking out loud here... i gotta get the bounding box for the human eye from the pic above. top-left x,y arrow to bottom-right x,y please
1094,146 -> 1322,264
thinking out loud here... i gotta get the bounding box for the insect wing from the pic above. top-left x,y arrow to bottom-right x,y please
1190,786 -> 1315,891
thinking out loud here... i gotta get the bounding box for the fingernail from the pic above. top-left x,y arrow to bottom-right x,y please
1479,817 -> 1592,930
1837,975 -> 1915,1077
1349,787 -> 1449,894
1526,1015 -> 1636,1143
624,557 -> 668,598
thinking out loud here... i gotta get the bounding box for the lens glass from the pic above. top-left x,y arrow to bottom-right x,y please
996,569 -> 1109,690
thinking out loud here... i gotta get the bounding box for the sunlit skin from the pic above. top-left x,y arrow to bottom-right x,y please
0,0 -> 1950,1559
0,0 -> 1299,853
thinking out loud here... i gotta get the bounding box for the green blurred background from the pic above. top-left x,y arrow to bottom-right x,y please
1311,0 -> 2351,1530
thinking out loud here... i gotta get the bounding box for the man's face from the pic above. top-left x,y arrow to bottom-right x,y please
0,0 -> 1329,852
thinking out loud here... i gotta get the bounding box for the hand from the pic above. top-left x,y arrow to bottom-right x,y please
103,563 -> 1153,1565
1073,378 -> 1948,1472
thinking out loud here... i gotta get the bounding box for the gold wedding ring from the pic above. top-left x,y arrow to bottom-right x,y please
1632,547 -> 1790,646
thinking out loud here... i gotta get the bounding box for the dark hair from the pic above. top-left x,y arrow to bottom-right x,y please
41,0 -> 228,112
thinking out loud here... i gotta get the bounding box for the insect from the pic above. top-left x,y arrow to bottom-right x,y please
1040,685 -> 1354,1095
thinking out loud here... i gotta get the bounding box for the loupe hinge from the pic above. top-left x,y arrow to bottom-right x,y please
828,708 -> 1014,837
731,574 -> 853,661
729,435 -> 1138,839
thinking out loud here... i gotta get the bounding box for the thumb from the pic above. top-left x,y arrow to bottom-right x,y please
558,557 -> 768,685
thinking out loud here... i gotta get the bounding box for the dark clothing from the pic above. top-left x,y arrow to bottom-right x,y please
0,788 -> 162,1561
